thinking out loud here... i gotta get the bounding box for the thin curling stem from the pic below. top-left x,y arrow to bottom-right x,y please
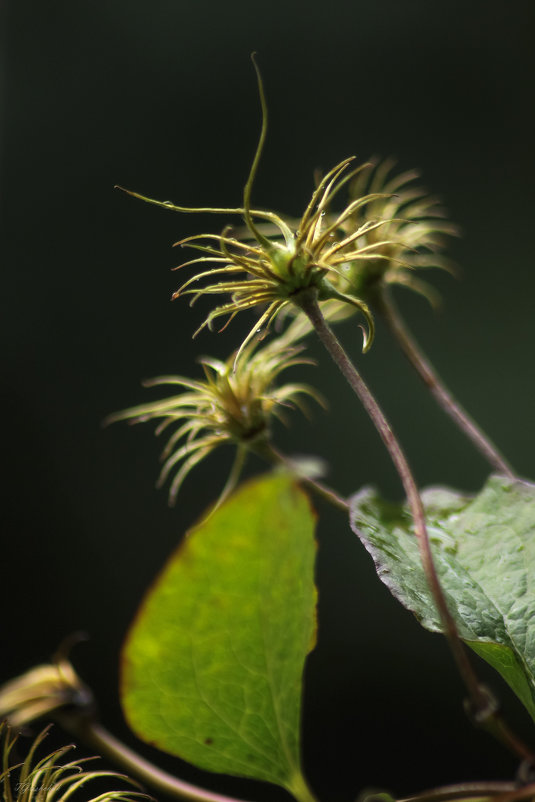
379,291 -> 515,479
296,289 -> 534,761
255,441 -> 350,511
243,54 -> 272,250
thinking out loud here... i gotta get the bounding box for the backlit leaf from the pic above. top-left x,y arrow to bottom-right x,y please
121,473 -> 317,799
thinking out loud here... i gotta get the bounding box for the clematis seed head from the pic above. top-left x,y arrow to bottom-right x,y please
0,722 -> 148,802
105,332 -> 324,509
327,157 -> 459,309
0,659 -> 92,729
116,58 -> 408,360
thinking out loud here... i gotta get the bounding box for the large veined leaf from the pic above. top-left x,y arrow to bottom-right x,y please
350,475 -> 535,722
121,473 -> 318,800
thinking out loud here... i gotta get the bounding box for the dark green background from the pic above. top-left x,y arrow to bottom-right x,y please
2,2 -> 535,800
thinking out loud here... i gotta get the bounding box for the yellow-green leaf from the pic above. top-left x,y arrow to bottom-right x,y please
121,473 -> 318,799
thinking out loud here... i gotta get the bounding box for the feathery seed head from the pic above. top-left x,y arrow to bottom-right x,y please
0,660 -> 92,730
105,333 -> 323,508
328,158 -> 459,308
116,57 -> 408,358
0,722 -> 147,802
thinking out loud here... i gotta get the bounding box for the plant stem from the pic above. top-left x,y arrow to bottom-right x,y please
400,784 -> 535,802
296,289 -> 534,762
488,784 -> 535,802
57,715 -> 252,802
255,441 -> 349,511
379,292 -> 515,478
288,770 -> 320,802
398,781 -> 518,802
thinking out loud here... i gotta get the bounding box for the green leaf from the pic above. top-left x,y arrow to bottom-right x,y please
121,473 -> 318,799
349,475 -> 535,722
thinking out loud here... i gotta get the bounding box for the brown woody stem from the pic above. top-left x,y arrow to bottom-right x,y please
379,291 -> 514,478
254,441 -> 349,511
296,289 -> 534,764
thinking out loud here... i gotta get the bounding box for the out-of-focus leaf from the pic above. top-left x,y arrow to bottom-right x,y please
350,475 -> 535,721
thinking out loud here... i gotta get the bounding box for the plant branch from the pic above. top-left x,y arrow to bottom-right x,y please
296,289 -> 535,763
379,291 -> 515,478
487,784 -> 535,802
397,781 -> 518,802
254,441 -> 349,511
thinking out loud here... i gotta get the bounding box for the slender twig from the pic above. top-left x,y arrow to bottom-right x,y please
397,781 -> 518,802
473,711 -> 535,766
488,783 -> 535,802
296,288 -> 535,764
297,289 -> 480,697
379,291 -> 515,478
254,441 -> 349,511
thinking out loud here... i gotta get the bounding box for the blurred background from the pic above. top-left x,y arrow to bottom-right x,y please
2,1 -> 535,800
